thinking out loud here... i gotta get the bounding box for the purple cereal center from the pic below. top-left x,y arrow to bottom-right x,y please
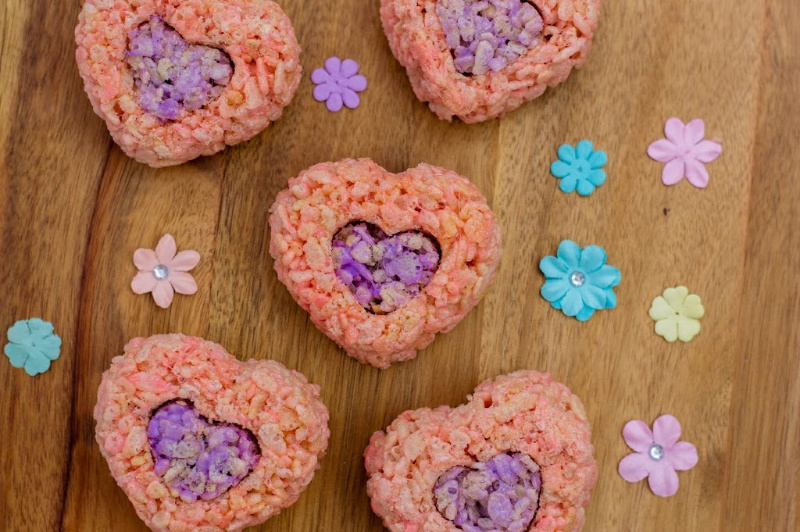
147,400 -> 260,502
332,222 -> 440,314
436,0 -> 544,76
434,452 -> 542,531
128,16 -> 233,121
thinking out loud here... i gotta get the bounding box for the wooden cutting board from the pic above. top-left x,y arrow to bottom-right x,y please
1,0 -> 798,530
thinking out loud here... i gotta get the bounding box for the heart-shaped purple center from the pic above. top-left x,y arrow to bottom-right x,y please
332,222 -> 440,314
434,452 -> 542,531
437,0 -> 544,75
148,400 -> 260,502
128,16 -> 233,121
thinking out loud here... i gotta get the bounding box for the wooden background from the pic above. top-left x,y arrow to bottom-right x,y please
1,0 -> 798,530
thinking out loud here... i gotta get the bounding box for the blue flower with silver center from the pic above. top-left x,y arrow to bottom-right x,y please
539,240 -> 621,321
4,318 -> 62,376
550,140 -> 607,196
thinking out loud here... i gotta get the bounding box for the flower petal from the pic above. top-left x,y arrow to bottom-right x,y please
310,68 -> 330,84
24,353 -> 51,376
155,234 -> 177,264
622,420 -> 654,452
346,74 -> 368,92
681,294 -> 705,319
655,318 -> 679,342
324,56 -> 342,75
342,89 -> 360,109
7,321 -> 31,344
580,283 -> 607,310
575,179 -> 595,196
35,336 -> 62,360
557,144 -> 576,163
558,174 -> 578,193
4,344 -> 29,368
668,441 -> 699,471
649,296 -> 674,320
662,159 -> 685,185
541,279 -> 569,302
575,305 -> 595,322
133,248 -> 158,271
647,460 -> 680,497
131,272 -> 158,294
169,272 -> 198,295
550,160 -> 573,178
647,139 -> 680,163
653,414 -> 682,447
326,92 -> 344,112
579,245 -> 606,272
575,140 -> 594,160
684,159 -> 710,188
604,287 -> 618,309
340,58 -> 359,77
676,316 -> 701,342
618,452 -> 652,483
586,169 -> 606,186
693,140 -> 722,163
556,240 -> 581,267
169,250 -> 200,272
152,281 -> 175,309
684,119 -> 706,145
664,117 -> 685,143
539,256 -> 569,278
313,83 -> 332,102
27,318 -> 54,339
592,265 -> 621,288
588,150 -> 607,168
663,286 -> 689,309
560,288 -> 584,317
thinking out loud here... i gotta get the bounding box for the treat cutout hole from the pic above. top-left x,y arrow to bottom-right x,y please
436,0 -> 545,75
128,16 -> 233,121
332,222 -> 441,315
434,452 -> 542,531
148,399 -> 260,502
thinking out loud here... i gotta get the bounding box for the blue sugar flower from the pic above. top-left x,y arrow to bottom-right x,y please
550,140 -> 607,196
4,318 -> 62,376
539,240 -> 621,321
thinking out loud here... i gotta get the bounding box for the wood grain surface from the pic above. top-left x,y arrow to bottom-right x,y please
1,0 -> 798,530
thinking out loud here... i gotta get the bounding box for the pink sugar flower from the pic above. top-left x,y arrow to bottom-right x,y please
647,118 -> 722,188
131,234 -> 200,308
618,414 -> 698,497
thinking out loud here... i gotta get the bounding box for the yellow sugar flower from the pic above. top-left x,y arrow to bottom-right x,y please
649,286 -> 705,342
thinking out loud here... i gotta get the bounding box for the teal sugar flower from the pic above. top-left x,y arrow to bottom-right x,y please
4,318 -> 62,376
539,240 -> 621,321
550,140 -> 607,196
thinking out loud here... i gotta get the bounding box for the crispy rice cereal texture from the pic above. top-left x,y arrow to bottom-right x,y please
365,370 -> 597,531
268,158 -> 502,369
94,334 -> 330,532
75,0 -> 302,167
380,0 -> 601,122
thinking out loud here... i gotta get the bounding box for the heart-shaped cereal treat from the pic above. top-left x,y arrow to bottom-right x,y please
76,0 -> 301,167
95,334 -> 329,531
380,0 -> 601,122
269,158 -> 502,368
365,370 -> 597,531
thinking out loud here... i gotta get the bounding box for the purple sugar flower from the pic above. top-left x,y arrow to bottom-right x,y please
311,57 -> 368,112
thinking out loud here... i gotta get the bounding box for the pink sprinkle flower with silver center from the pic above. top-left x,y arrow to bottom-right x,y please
131,234 -> 200,308
647,118 -> 722,188
618,414 -> 698,497
311,57 -> 367,112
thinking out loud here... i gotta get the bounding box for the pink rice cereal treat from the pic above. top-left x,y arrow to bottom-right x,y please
75,0 -> 302,167
380,0 -> 601,122
365,370 -> 597,531
94,334 -> 330,531
268,158 -> 502,369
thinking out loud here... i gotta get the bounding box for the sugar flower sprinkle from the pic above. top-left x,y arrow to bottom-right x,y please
647,118 -> 722,188
311,57 -> 368,112
539,240 -> 621,321
649,286 -> 705,342
619,415 -> 698,497
550,140 -> 607,196
4,318 -> 62,376
131,234 -> 200,309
